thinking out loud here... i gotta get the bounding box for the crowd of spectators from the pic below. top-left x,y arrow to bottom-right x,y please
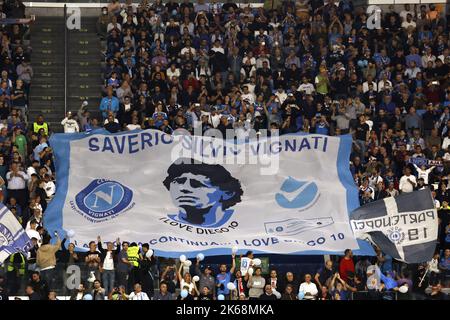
93,0 -> 450,258
1,0 -> 450,300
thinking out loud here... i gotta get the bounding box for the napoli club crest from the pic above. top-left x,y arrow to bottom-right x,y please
71,179 -> 134,223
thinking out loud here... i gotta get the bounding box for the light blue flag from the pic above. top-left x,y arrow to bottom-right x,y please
375,265 -> 397,290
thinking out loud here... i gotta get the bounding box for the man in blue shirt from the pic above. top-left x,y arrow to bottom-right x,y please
99,86 -> 119,119
405,46 -> 422,68
33,136 -> 48,162
215,252 -> 236,298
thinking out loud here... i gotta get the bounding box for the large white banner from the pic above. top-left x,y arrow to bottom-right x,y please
45,129 -> 370,257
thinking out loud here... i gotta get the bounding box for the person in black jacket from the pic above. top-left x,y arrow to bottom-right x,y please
58,238 -> 80,295
280,284 -> 297,300
280,272 -> 300,294
26,237 -> 39,275
139,243 -> 156,298
25,284 -> 41,300
58,238 -> 80,265
259,284 -> 278,300
97,235 -> 120,295
29,271 -> 49,300
0,275 -> 8,301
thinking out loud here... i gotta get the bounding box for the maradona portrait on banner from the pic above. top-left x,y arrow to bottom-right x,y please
163,158 -> 243,228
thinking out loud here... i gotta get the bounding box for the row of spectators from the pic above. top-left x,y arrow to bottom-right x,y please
2,236 -> 449,300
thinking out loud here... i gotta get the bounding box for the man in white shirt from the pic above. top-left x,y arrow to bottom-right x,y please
399,167 -> 417,193
413,163 -> 435,185
180,41 -> 196,58
128,283 -> 150,300
97,235 -> 120,295
210,40 -> 225,54
241,85 -> 255,105
442,130 -> 450,150
208,108 -> 222,128
26,212 -> 43,230
299,274 -> 318,300
368,171 -> 383,189
42,174 -> 56,199
6,162 -> 29,209
275,87 -> 287,105
61,111 -> 80,133
27,160 -> 40,177
26,220 -> 41,245
362,75 -> 378,93
404,60 -> 421,79
297,77 -> 315,95
401,14 -> 416,30
377,79 -> 393,92
399,4 -> 415,22
126,116 -> 142,131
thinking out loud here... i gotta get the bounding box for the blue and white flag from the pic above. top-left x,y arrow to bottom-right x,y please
350,189 -> 438,263
0,203 -> 32,264
44,129 -> 373,257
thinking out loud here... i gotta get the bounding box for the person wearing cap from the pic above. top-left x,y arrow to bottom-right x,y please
194,258 -> 215,296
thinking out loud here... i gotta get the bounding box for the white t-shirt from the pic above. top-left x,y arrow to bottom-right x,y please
61,118 -> 79,133
275,91 -> 287,105
434,199 -> 441,209
180,279 -> 195,294
399,175 -> 416,193
299,282 -> 318,299
241,93 -> 255,105
103,251 -> 114,271
401,21 -> 416,29
297,83 -> 315,95
209,113 -> 221,128
44,181 -> 56,198
413,164 -> 434,185
400,10 -> 415,22
368,175 -> 383,189
126,124 -> 141,131
27,166 -> 37,177
26,229 -> 41,246
128,291 -> 149,300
